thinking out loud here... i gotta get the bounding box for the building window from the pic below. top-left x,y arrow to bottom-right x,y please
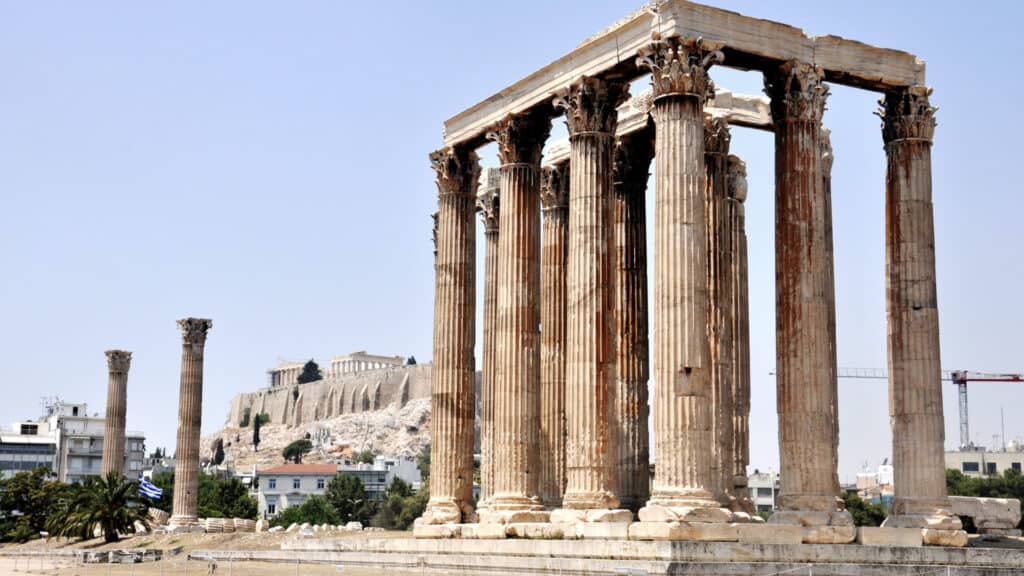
317,478 -> 325,490
268,478 -> 277,489
129,461 -> 141,471
20,424 -> 38,435
1013,462 -> 1022,473
962,462 -> 979,473
986,462 -> 998,475
268,504 -> 276,515
293,478 -> 301,490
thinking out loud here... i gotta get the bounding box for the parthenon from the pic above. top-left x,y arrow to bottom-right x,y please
420,0 -> 962,547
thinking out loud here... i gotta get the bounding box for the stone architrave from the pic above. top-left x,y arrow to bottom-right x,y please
879,87 -> 965,545
100,350 -> 132,478
539,161 -> 569,509
480,108 -> 551,523
635,34 -> 732,525
169,318 -> 212,529
477,177 -> 500,508
612,124 -> 654,513
704,116 -> 736,509
764,60 -> 853,538
727,156 -> 755,515
419,146 -> 480,526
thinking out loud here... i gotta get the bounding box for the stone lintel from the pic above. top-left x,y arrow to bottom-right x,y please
442,0 -> 923,148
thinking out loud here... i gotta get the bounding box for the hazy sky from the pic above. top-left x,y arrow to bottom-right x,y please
1,1 -> 1020,484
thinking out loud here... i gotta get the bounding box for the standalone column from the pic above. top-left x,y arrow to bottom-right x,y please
418,146 -> 479,526
100,350 -> 132,478
481,108 -> 551,523
539,161 -> 568,509
727,156 -> 756,515
550,75 -> 631,523
880,87 -> 965,546
637,35 -> 731,525
704,116 -> 735,508
477,180 -> 499,507
169,317 -> 212,529
612,125 -> 654,513
765,61 -> 852,540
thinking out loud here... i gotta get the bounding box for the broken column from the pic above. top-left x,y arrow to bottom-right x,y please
100,350 -> 132,478
764,60 -> 853,542
539,161 -> 569,509
418,146 -> 479,526
169,317 -> 212,530
879,86 -> 966,547
477,172 -> 500,508
612,124 -> 654,513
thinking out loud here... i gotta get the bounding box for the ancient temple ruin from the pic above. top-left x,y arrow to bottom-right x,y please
420,0 -> 960,546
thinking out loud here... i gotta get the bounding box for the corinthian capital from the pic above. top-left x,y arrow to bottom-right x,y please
541,163 -> 569,211
177,318 -> 212,347
105,350 -> 132,373
613,124 -> 655,187
477,190 -> 500,232
553,76 -> 628,136
764,60 -> 829,123
430,146 -> 481,199
704,116 -> 731,155
637,34 -> 723,102
879,85 -> 936,144
486,108 -> 551,166
727,155 -> 748,203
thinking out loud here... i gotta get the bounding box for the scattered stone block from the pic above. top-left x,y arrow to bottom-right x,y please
580,521 -> 630,540
255,519 -> 269,533
921,528 -> 968,547
738,524 -> 802,545
345,521 -> 363,531
803,525 -> 856,544
505,522 -> 566,539
413,523 -> 461,539
857,527 -> 922,547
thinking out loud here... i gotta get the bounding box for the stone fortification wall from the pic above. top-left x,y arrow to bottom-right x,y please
226,364 -> 433,429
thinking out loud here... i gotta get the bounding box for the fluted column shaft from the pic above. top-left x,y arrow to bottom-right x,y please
421,147 -> 479,525
101,350 -> 132,478
488,109 -> 550,512
612,127 -> 654,512
478,183 -> 500,505
170,318 -> 212,527
727,157 -> 753,504
882,87 -> 950,518
766,61 -> 842,513
540,163 -> 569,508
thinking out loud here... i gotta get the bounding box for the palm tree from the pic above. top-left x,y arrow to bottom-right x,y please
48,472 -> 150,543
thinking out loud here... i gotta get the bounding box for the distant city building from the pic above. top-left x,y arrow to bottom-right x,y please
946,444 -> 1024,478
747,470 -> 779,513
0,400 -> 145,482
854,461 -> 894,508
267,351 -> 406,389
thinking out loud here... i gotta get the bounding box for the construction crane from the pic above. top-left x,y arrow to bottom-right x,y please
831,368 -> 1023,451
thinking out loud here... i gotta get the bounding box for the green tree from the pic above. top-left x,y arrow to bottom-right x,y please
148,471 -> 175,513
405,356 -> 417,366
253,413 -> 262,452
198,475 -> 257,519
324,473 -> 373,524
47,472 -> 149,543
0,467 -> 75,543
840,492 -> 886,527
212,439 -> 225,466
296,360 -> 322,384
270,496 -> 339,527
417,446 -> 431,481
370,478 -> 427,531
283,439 -> 313,464
354,449 -> 376,465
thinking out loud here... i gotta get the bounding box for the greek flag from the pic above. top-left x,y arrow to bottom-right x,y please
139,477 -> 164,499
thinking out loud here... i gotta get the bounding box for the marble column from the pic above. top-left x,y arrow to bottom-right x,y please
765,61 -> 852,539
550,75 -> 630,521
418,146 -> 479,525
727,155 -> 755,514
477,182 -> 500,507
481,108 -> 551,522
879,87 -> 965,545
704,116 -> 735,508
612,124 -> 654,513
821,128 -> 841,496
100,350 -> 132,478
169,317 -> 212,529
539,161 -> 569,509
636,35 -> 731,524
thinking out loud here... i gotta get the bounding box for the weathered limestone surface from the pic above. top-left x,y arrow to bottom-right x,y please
638,35 -> 729,523
169,318 -> 212,529
612,124 -> 654,513
100,350 -> 132,478
857,527 -> 923,547
539,162 -> 569,508
556,75 -> 627,514
420,146 -> 479,525
765,61 -> 848,529
949,496 -> 1022,532
483,109 -> 551,518
477,173 -> 500,506
727,156 -> 754,513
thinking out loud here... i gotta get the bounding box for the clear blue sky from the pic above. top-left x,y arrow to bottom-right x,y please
1,1 -> 1020,483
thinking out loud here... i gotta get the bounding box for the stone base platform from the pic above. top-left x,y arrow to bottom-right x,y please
190,536 -> 1024,575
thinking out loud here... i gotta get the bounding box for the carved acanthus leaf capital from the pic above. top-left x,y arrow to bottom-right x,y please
727,155 -> 748,203
820,127 -> 834,174
553,76 -> 628,137
486,108 -> 551,166
637,34 -> 723,102
613,123 -> 655,187
177,318 -> 212,347
704,115 -> 731,155
430,146 -> 481,199
878,85 -> 936,144
105,350 -> 132,373
764,60 -> 829,123
540,163 -> 569,211
477,190 -> 500,232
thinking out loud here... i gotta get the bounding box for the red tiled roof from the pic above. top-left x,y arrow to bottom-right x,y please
259,463 -> 338,475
